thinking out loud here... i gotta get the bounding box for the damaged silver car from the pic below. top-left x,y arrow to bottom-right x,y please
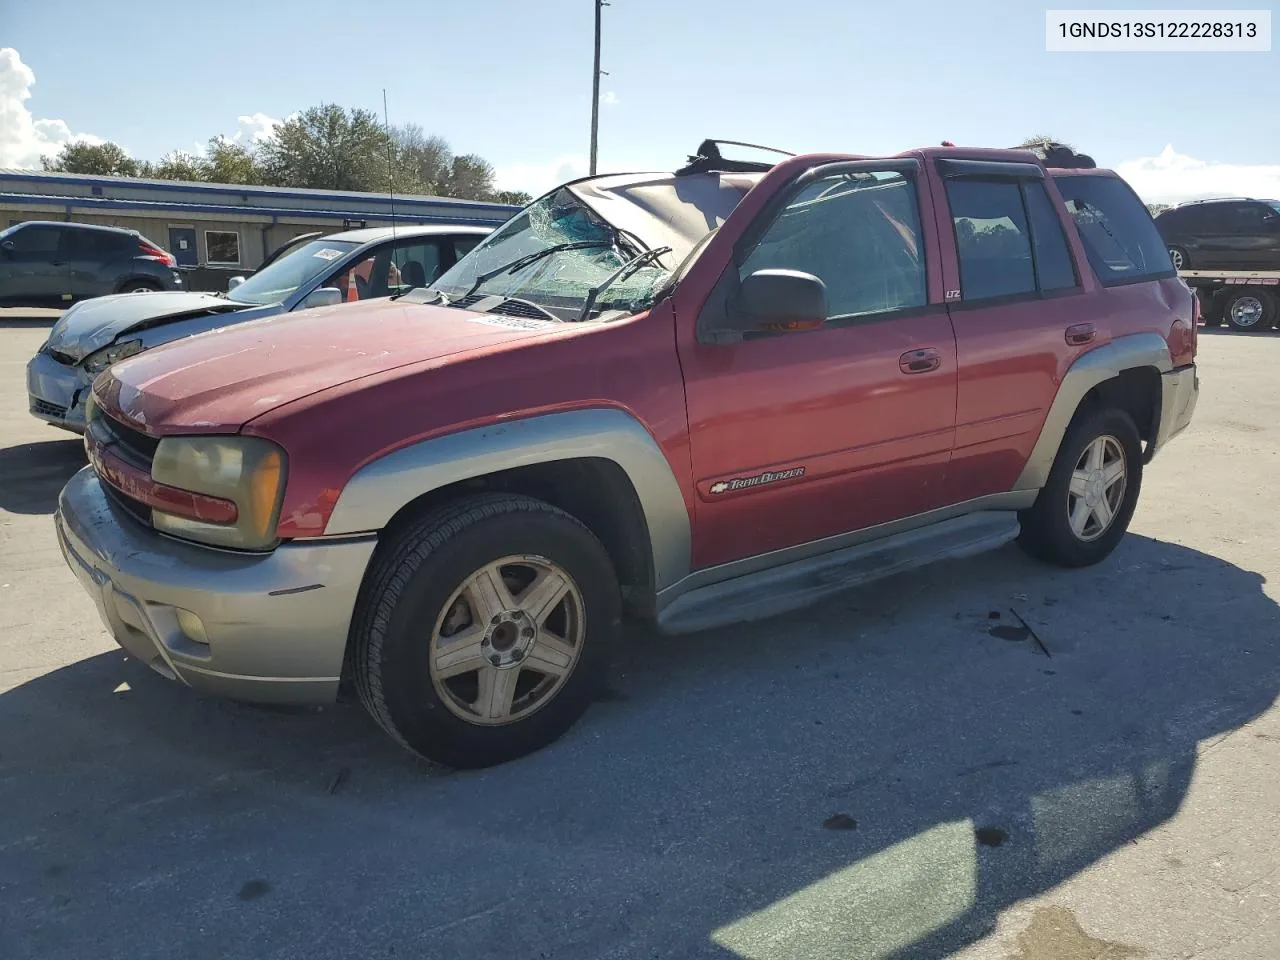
26,223 -> 491,432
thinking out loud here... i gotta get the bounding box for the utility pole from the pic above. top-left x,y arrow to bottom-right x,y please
589,0 -> 607,175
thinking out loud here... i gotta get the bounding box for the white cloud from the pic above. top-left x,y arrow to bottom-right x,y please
234,112 -> 284,144
495,154 -> 589,196
0,47 -> 107,168
601,90 -> 619,107
1116,145 -> 1280,205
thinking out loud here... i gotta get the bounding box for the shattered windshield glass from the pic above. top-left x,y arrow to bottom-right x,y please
431,188 -> 671,321
227,239 -> 361,306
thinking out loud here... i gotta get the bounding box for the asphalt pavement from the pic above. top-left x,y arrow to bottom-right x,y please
1,316 -> 1278,960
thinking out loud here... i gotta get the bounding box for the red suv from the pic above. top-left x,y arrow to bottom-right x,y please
56,141 -> 1199,768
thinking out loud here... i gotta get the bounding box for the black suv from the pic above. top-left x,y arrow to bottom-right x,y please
1154,198 -> 1280,271
0,220 -> 181,307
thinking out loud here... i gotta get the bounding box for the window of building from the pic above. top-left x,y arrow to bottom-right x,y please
205,230 -> 241,266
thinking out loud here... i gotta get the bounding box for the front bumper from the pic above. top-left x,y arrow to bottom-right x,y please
55,467 -> 378,705
1150,363 -> 1198,458
27,350 -> 90,433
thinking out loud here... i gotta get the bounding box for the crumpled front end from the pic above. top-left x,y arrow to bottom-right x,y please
27,348 -> 93,433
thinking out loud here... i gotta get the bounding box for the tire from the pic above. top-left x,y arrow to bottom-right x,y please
1223,288 -> 1277,332
351,493 -> 621,769
1017,407 -> 1143,568
119,280 -> 160,294
1168,246 -> 1190,271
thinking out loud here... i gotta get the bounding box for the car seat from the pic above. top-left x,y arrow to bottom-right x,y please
400,260 -> 427,289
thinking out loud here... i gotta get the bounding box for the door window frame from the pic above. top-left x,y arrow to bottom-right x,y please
697,158 -> 939,342
938,160 -> 1084,311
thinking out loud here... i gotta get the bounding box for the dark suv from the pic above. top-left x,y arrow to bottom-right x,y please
1154,198 -> 1280,271
0,220 -> 181,307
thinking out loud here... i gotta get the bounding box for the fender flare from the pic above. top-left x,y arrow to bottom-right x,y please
323,408 -> 693,592
1013,332 -> 1172,492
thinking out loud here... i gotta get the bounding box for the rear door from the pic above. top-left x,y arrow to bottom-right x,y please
930,159 -> 1090,503
0,223 -> 71,303
66,228 -> 128,299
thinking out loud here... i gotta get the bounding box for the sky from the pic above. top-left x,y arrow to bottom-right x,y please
2,0 -> 1277,203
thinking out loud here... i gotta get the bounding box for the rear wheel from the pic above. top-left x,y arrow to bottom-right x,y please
351,493 -> 620,769
1017,407 -> 1143,568
1168,246 -> 1190,271
119,280 -> 160,294
1223,289 -> 1277,332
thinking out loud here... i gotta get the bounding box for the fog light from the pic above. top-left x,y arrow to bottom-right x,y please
175,608 -> 209,645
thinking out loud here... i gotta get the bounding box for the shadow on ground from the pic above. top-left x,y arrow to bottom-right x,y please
0,439 -> 85,514
0,535 -> 1275,960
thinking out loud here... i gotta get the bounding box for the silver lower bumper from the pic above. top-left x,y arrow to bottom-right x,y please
27,350 -> 88,433
56,467 -> 378,705
1151,363 -> 1198,457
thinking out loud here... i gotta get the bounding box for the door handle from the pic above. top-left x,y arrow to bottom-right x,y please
899,347 -> 942,374
1065,323 -> 1096,346
50,260 -> 67,266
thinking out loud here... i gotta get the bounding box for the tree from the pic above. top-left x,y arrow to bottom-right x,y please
256,104 -> 394,192
391,123 -> 453,195
150,150 -> 204,182
41,140 -> 141,177
443,154 -> 498,201
203,136 -> 262,185
1016,135 -> 1076,150
489,189 -> 533,206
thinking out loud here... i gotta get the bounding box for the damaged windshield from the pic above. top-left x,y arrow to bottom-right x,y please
431,188 -> 672,322
227,239 -> 361,306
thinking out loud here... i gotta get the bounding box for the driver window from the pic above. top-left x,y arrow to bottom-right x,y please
740,170 -> 927,322
325,255 -> 376,302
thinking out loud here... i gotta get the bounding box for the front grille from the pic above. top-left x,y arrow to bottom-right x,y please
30,398 -> 68,419
99,410 -> 160,466
103,483 -> 153,528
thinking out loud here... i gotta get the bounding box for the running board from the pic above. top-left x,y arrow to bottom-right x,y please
656,511 -> 1022,635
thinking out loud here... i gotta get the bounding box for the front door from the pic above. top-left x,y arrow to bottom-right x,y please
1,223 -> 72,304
677,161 -> 958,569
168,227 -> 198,268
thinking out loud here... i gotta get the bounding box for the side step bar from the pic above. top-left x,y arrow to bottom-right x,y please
657,511 -> 1022,635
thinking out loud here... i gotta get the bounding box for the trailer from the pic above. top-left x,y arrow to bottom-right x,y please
1180,270 -> 1280,332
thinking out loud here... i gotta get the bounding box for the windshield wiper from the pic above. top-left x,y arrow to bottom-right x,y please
460,241 -> 615,300
576,246 -> 673,321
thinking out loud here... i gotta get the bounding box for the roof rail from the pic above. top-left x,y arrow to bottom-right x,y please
1011,140 -> 1096,169
675,139 -> 795,176
1175,196 -> 1257,206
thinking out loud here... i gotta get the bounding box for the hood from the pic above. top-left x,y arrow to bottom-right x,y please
94,297 -> 564,435
43,291 -> 246,361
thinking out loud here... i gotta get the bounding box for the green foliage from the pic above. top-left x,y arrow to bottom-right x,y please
37,106 -> 528,204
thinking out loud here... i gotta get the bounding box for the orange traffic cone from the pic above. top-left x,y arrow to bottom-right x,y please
345,270 -> 359,302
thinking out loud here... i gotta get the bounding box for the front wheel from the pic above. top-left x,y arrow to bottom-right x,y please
1168,246 -> 1190,271
1017,407 -> 1143,568
351,493 -> 621,768
119,280 -> 159,294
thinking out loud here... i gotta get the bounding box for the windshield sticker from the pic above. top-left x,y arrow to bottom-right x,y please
709,467 -> 805,495
312,248 -> 344,261
467,315 -> 556,331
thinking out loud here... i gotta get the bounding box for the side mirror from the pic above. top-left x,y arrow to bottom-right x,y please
733,269 -> 828,332
299,287 -> 343,310
227,276 -> 245,291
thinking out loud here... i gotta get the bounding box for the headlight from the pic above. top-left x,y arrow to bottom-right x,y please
150,436 -> 287,550
83,339 -> 144,374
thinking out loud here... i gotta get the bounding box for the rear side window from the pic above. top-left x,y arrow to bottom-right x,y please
1023,182 -> 1077,291
73,230 -> 131,257
947,180 -> 1036,300
1054,175 -> 1174,285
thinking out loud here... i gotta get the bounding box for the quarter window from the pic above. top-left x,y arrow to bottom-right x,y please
205,230 -> 241,266
739,170 -> 927,321
1054,174 -> 1173,285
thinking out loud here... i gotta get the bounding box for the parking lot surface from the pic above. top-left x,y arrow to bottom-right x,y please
2,318 -> 1278,960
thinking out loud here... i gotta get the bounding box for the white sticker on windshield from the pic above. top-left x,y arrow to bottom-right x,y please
313,248 -> 344,261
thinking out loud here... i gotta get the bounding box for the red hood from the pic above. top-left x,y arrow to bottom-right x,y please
93,298 -> 562,434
